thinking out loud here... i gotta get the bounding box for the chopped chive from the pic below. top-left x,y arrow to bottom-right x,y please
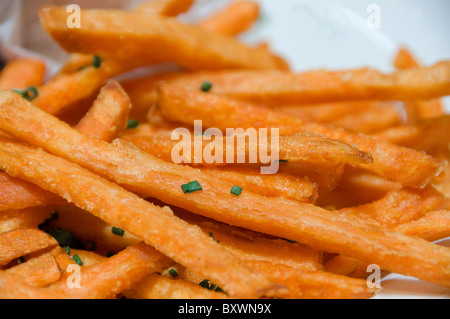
92,54 -> 102,68
276,159 -> 288,163
49,228 -> 74,247
77,65 -> 89,71
200,80 -> 212,92
199,279 -> 211,289
181,180 -> 202,194
12,86 -> 39,101
209,232 -> 220,243
72,254 -> 83,266
168,268 -> 178,277
64,246 -> 71,255
126,119 -> 139,129
230,185 -> 243,196
112,226 -> 125,236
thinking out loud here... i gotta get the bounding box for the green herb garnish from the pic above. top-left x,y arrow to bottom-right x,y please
126,119 -> 139,129
168,268 -> 178,277
112,226 -> 125,236
200,80 -> 212,92
72,254 -> 83,266
181,181 -> 202,194
209,232 -> 220,243
230,185 -> 243,196
92,54 -> 102,68
12,86 -> 39,101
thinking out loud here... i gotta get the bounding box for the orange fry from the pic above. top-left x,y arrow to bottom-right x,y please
135,0 -> 195,16
157,84 -> 445,188
374,115 -> 450,155
153,61 -> 450,105
1,93 -> 450,288
337,185 -> 446,228
394,47 -> 443,119
75,81 -> 132,142
0,228 -> 58,266
244,260 -> 376,299
198,0 -> 260,36
39,7 -> 289,71
394,210 -> 450,242
0,58 -> 46,90
0,207 -> 53,234
0,172 -> 66,211
5,253 -> 61,287
125,273 -> 226,299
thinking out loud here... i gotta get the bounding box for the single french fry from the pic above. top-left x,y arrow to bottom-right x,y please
135,0 -> 195,16
394,210 -> 450,242
5,253 -> 61,287
0,172 -> 66,211
275,101 -> 396,124
194,219 -> 323,271
330,103 -> 403,134
124,273 -> 226,299
337,185 -> 446,228
1,94 -> 450,287
393,47 -> 443,119
120,123 -> 372,168
243,260 -> 376,299
316,167 -> 402,209
0,243 -> 172,299
49,205 -> 141,255
198,166 -> 319,203
156,84 -> 446,188
0,139 -> 279,298
75,81 -> 132,142
0,228 -> 58,266
32,57 -> 139,116
0,58 -> 46,90
198,0 -> 260,36
39,7 -> 289,72
0,207 -> 53,234
150,61 -> 450,105
374,115 -> 450,156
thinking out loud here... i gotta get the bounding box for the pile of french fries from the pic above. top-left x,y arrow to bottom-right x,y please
0,0 -> 449,299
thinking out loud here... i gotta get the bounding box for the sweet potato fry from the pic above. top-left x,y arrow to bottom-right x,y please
121,123 -> 372,167
0,139 -> 279,298
32,57 -> 140,116
156,84 -> 445,188
151,61 -> 450,105
75,81 -> 132,142
336,185 -> 446,228
194,220 -> 323,271
0,58 -> 46,90
374,115 -> 450,155
49,205 -> 141,255
0,172 -> 66,211
5,253 -> 61,287
244,260 -> 376,299
39,7 -> 289,71
0,207 -> 53,234
393,47 -> 443,119
198,0 -> 260,36
135,0 -> 195,16
1,94 -> 450,288
0,228 -> 58,266
124,273 -> 226,299
394,210 -> 450,242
